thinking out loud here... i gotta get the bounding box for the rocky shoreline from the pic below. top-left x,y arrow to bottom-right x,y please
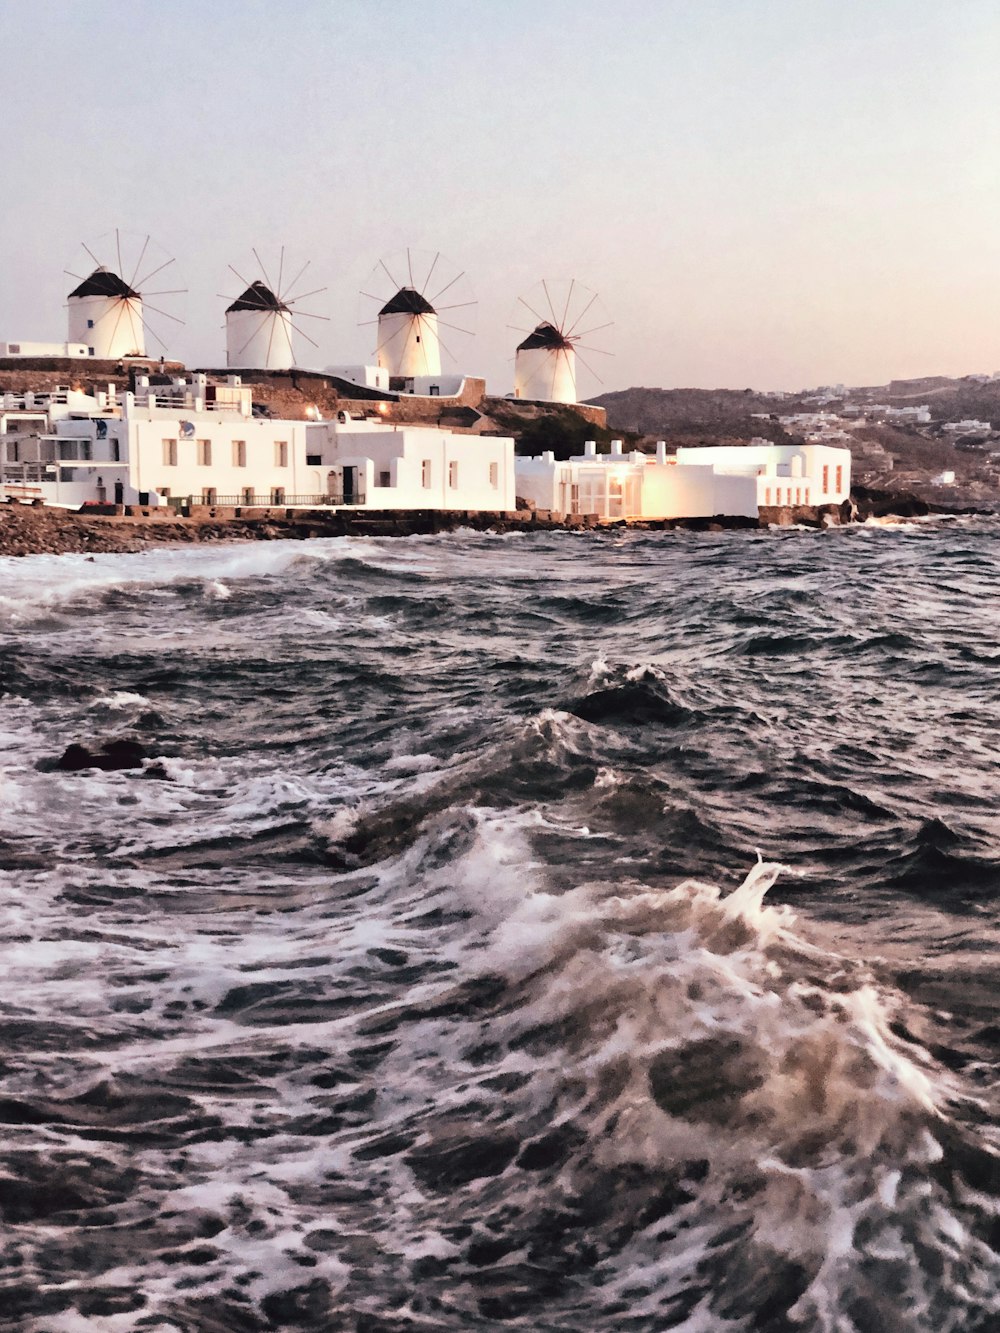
0,488 -> 990,559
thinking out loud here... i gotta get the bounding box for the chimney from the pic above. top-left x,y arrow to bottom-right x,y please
656,440 -> 667,464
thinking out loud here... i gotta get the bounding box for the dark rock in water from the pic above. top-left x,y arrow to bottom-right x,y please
56,738 -> 147,772
406,1132 -> 520,1190
260,1278 -> 333,1325
141,761 -> 171,780
516,1124 -> 587,1171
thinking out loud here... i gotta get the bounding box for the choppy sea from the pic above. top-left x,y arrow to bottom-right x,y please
2,519 -> 1000,1331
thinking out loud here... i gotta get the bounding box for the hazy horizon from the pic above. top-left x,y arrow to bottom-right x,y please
3,0 -> 999,396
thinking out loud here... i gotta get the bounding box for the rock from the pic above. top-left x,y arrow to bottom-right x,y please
56,739 -> 148,772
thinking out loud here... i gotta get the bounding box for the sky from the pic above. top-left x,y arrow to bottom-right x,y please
3,0 -> 1000,394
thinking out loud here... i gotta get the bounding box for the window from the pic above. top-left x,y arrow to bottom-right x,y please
835,465 -> 843,493
306,454 -> 321,466
111,440 -> 120,461
87,319 -> 94,329
201,487 -> 217,505
422,460 -> 432,488
197,439 -> 212,466
804,488 -> 810,505
162,439 -> 177,466
242,487 -> 254,505
795,488 -> 801,505
490,462 -> 499,488
270,486 -> 286,505
159,486 -> 171,498
377,470 -> 391,488
822,464 -> 829,493
232,440 -> 246,467
764,487 -> 771,505
275,441 -> 288,467
88,347 -> 95,356
448,460 -> 459,489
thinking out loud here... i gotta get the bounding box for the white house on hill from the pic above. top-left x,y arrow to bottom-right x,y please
0,375 -> 516,513
515,440 -> 851,521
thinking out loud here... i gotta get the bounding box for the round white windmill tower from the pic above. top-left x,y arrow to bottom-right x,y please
67,267 -> 146,359
515,323 -> 577,403
221,249 -> 328,370
65,231 -> 187,360
511,279 -> 613,404
360,250 -> 476,383
377,287 -> 440,377
225,282 -> 294,369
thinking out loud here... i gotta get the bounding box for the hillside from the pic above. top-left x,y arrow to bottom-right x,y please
587,386 -> 807,441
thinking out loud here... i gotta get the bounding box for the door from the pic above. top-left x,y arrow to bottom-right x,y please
343,466 -> 357,504
114,480 -> 124,504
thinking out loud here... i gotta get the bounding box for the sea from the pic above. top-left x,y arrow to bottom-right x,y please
1,518 -> 1000,1332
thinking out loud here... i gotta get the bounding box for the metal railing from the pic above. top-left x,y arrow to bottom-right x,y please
192,491 -> 366,508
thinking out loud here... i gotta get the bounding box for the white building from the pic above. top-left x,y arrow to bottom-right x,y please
0,341 -> 91,359
304,418 -> 515,512
514,323 -> 576,403
1,375 -> 516,513
515,440 -> 851,521
226,282 -> 295,370
377,288 -> 441,379
67,268 -> 146,360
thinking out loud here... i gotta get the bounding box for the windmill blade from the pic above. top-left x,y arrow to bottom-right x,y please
115,229 -> 124,283
252,247 -> 276,293
573,343 -> 614,356
517,295 -> 549,327
573,346 -> 604,386
372,319 -> 410,359
434,326 -> 462,368
265,310 -> 278,367
428,270 -> 465,305
228,262 -> 259,293
286,310 -> 330,322
360,291 -> 388,305
284,315 -> 319,349
541,279 -> 562,328
128,235 -> 150,289
276,246 -> 285,302
379,258 -> 402,292
506,324 -> 535,335
563,290 -> 600,338
236,307 -> 278,357
435,300 -> 478,312
64,270 -> 87,281
134,306 -> 168,355
81,242 -> 104,271
435,318 -> 475,337
139,299 -> 185,326
560,279 -> 576,332
284,286 -> 327,305
282,260 -> 311,303
406,247 -> 415,289
134,256 -> 176,290
105,298 -> 129,358
124,299 -> 147,356
570,320 -> 614,341
422,251 -> 441,296
141,289 -> 188,298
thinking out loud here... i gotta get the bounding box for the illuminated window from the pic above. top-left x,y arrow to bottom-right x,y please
764,487 -> 771,505
822,465 -> 829,493
835,465 -> 843,493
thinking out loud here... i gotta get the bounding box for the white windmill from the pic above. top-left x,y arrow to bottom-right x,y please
221,248 -> 328,370
359,250 -> 476,381
65,230 -> 186,360
511,279 -> 613,404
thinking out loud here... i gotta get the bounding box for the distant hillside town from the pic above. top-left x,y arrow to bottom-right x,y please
0,239 -> 855,526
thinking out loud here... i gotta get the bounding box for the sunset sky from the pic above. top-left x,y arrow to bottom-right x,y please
3,0 -> 999,394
